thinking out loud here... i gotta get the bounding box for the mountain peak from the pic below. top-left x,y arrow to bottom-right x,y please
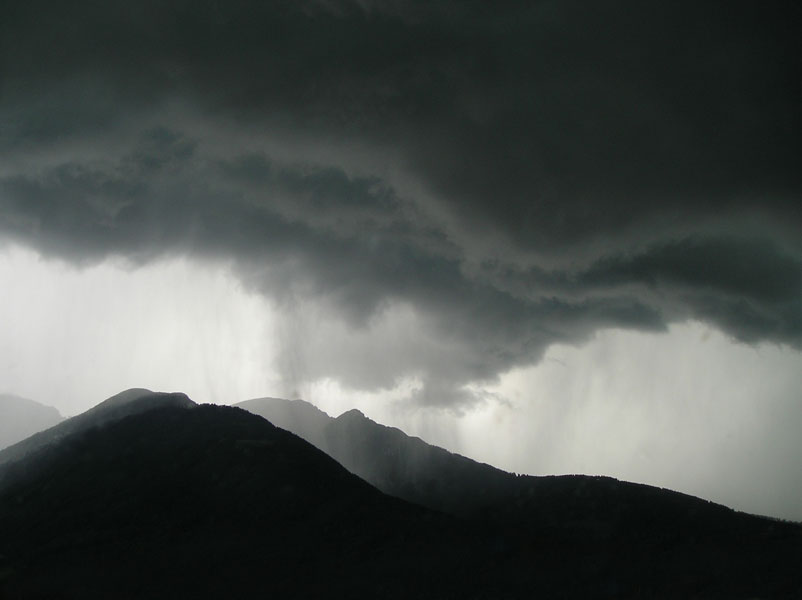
97,388 -> 155,407
92,388 -> 194,413
238,397 -> 331,418
336,408 -> 368,421
234,397 -> 333,450
0,389 -> 196,467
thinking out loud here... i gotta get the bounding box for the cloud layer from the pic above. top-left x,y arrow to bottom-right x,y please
1,0 -> 799,406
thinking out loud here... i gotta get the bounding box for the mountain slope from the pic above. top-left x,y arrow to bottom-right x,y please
325,406 -> 517,516
0,388 -> 194,467
0,394 -> 63,451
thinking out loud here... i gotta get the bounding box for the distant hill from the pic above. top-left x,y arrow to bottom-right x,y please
238,397 -> 802,542
237,397 -> 332,449
0,394 -> 63,451
0,388 -> 195,467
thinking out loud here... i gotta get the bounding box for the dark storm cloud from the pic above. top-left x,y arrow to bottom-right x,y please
1,0 -> 799,405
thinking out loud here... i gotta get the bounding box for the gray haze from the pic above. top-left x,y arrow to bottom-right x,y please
0,1 -> 800,517
0,394 -> 63,451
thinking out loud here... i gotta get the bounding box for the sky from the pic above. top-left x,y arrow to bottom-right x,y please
0,1 -> 800,519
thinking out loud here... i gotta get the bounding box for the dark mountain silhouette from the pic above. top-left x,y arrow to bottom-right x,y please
0,388 -> 194,467
0,394 -> 63,452
0,393 -> 799,598
0,402 -> 474,599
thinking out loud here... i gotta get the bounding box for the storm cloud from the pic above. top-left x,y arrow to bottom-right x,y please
1,0 -> 799,406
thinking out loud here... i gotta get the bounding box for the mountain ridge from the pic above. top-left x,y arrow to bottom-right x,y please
0,388 -> 195,468
236,396 -> 802,529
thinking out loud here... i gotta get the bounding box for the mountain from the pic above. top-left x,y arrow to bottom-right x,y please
0,400 -> 546,599
0,394 -> 63,451
237,397 -> 516,516
238,398 -> 802,557
237,397 -> 333,449
0,392 -> 799,598
0,388 -> 195,467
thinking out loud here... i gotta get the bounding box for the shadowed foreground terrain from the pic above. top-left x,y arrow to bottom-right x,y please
0,393 -> 800,599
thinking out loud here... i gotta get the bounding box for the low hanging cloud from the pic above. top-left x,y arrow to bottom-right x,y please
0,0 -> 799,407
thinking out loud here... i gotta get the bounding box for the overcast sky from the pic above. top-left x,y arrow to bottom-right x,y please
1,1 -> 800,520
